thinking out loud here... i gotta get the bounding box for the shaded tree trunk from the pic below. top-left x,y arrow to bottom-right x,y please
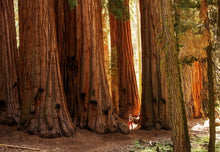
140,0 -> 170,130
58,0 -> 128,133
54,0 -> 81,126
116,0 -> 140,118
140,0 -> 154,129
81,0 -> 128,133
109,13 -> 119,114
162,0 -> 191,151
0,0 -> 20,125
19,0 -> 76,137
201,0 -> 216,150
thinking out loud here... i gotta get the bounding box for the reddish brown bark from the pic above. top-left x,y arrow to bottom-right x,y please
58,0 -> 128,133
115,0 -> 140,118
109,14 -> 119,114
79,0 -> 128,133
0,0 -> 20,125
19,0 -> 76,137
192,61 -> 204,118
140,0 -> 170,130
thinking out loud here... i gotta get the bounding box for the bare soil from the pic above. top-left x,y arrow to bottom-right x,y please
0,118 -> 219,152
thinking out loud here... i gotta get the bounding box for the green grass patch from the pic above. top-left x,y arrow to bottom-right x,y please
128,135 -> 220,152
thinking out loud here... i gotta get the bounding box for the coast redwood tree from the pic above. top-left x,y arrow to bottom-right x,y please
109,0 -> 140,118
56,0 -> 128,133
140,0 -> 154,129
109,13 -> 119,114
77,0 -> 128,133
140,0 -> 170,130
0,0 -> 20,125
19,0 -> 76,137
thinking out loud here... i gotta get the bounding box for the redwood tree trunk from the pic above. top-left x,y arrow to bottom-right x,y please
115,0 -> 140,118
140,0 -> 170,130
109,13 -> 119,114
58,0 -> 128,133
191,61 -> 205,118
19,0 -> 76,137
140,0 -> 154,129
0,0 -> 20,125
79,0 -> 128,133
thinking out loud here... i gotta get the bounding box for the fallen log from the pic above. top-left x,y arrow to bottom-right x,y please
0,144 -> 41,151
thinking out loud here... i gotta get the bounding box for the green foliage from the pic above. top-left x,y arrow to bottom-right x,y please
68,0 -> 78,10
108,0 -> 129,20
176,0 -> 200,9
180,55 -> 199,66
105,47 -> 118,77
126,136 -> 220,152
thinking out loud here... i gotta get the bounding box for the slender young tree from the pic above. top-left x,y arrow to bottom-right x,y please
200,0 -> 216,151
0,0 -> 20,125
19,0 -> 76,137
162,0 -> 191,151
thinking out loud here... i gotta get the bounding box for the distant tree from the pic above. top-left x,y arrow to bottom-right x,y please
57,0 -> 128,133
18,0 -> 76,137
109,12 -> 119,114
161,0 -> 191,151
109,0 -> 140,118
0,0 -> 20,125
140,0 -> 171,130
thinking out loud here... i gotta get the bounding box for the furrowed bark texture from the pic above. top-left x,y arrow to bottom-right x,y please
54,0 -> 81,125
162,0 -> 191,151
58,0 -> 128,133
140,0 -> 170,130
181,61 -> 208,118
109,13 -> 119,114
19,0 -> 76,137
0,0 -> 20,125
116,0 -> 140,118
201,0 -> 216,150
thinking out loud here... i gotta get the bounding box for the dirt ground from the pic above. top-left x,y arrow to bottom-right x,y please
0,118 -> 219,152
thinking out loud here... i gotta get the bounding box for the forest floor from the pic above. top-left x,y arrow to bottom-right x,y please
0,118 -> 220,152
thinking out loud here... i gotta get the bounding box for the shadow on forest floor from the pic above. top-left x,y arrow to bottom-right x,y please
0,118 -> 219,152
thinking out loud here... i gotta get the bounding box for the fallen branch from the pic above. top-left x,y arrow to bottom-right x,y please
0,144 -> 41,151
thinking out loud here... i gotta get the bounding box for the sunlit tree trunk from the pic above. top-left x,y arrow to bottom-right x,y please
19,0 -> 76,137
102,9 -> 111,88
0,0 -> 20,125
162,0 -> 191,151
136,0 -> 142,99
116,0 -> 140,118
191,61 -> 204,118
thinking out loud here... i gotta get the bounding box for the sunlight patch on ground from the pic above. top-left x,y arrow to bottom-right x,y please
191,118 -> 220,140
